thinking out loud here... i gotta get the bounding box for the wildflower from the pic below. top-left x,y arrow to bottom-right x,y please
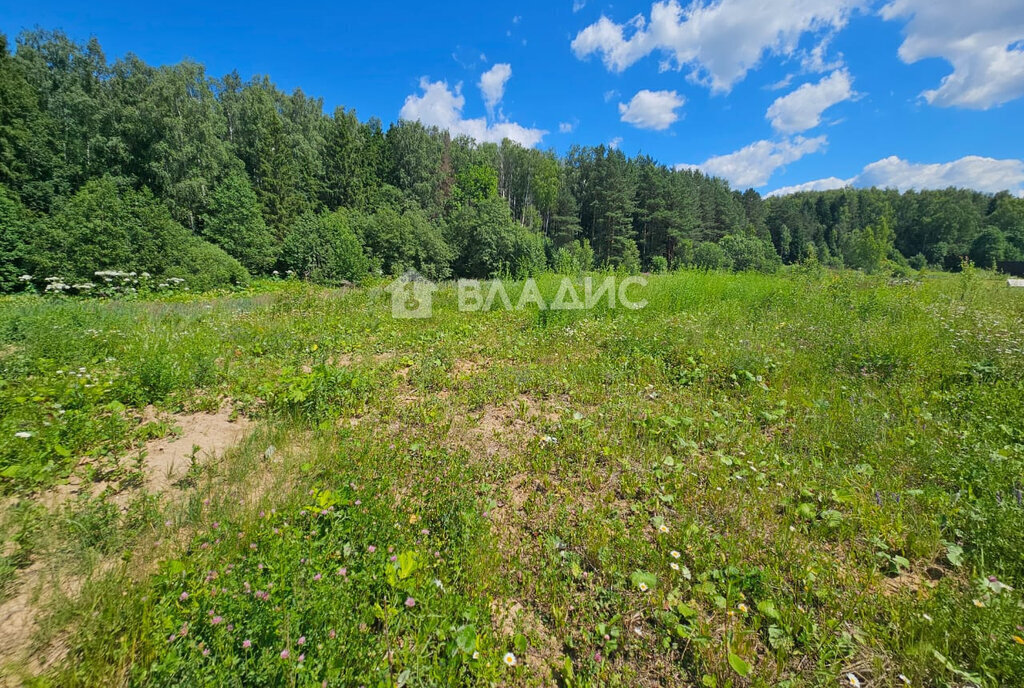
846,674 -> 861,687
280,649 -> 289,659
472,650 -> 480,659
329,629 -> 336,639
337,567 -> 348,577
503,652 -> 517,666
737,603 -> 748,613
405,597 -> 416,607
211,616 -> 223,625
670,562 -> 680,571
922,613 -> 932,622
409,513 -> 420,524
297,636 -> 306,645
368,545 -> 376,553
898,675 -> 910,685
313,573 -> 322,581
14,431 -> 32,439
179,592 -> 189,601
298,654 -> 304,662
670,550 -> 680,559
658,524 -> 669,534
638,582 -> 649,592
1013,635 -> 1024,645
973,599 -> 985,608
202,648 -> 210,657
18,275 -> 32,281
243,639 -> 252,649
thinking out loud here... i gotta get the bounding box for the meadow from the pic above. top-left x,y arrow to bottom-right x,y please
0,268 -> 1022,687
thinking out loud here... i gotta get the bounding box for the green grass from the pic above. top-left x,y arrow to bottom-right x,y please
1,269 -> 1023,687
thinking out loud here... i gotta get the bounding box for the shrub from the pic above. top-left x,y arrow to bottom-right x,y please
720,234 -> 781,273
279,210 -> 369,285
693,242 -> 732,270
350,207 -> 452,280
447,197 -> 545,278
201,171 -> 278,273
650,255 -> 669,273
30,177 -> 249,291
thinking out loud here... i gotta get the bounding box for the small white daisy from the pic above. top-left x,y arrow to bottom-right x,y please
670,550 -> 681,559
502,652 -> 517,666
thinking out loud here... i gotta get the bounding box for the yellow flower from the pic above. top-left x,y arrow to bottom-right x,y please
973,599 -> 985,608
409,513 -> 420,524
503,652 -> 517,666
737,603 -> 748,613
1013,635 -> 1024,645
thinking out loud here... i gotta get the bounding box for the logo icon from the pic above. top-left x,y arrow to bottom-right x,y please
385,270 -> 437,319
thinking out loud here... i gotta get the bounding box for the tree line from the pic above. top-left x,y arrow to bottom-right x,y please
2,30 -> 1023,293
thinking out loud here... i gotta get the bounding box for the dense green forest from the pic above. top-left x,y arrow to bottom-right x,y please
2,30 -> 1023,293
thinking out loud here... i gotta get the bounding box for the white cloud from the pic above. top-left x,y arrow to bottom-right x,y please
766,177 -> 848,196
857,155 -> 1024,192
766,69 -> 855,133
559,121 -> 576,133
767,155 -> 1024,196
881,0 -> 1024,108
399,78 -> 547,148
679,135 -> 828,188
479,63 -> 513,116
766,74 -> 795,91
573,0 -> 586,12
608,136 -> 623,149
571,0 -> 861,93
618,89 -> 685,130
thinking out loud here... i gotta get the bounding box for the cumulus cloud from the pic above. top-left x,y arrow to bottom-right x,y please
678,135 -> 828,188
608,136 -> 623,149
881,0 -> 1024,108
766,177 -> 849,196
571,0 -> 860,92
479,63 -> 513,116
618,89 -> 686,130
857,155 -> 1024,192
766,69 -> 855,133
399,78 -> 547,148
767,155 -> 1024,196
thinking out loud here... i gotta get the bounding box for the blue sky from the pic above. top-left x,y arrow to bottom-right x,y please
3,0 -> 1023,195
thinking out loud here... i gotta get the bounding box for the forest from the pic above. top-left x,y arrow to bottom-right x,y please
2,29 -> 1024,293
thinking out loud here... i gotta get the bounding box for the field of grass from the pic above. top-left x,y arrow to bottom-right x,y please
1,269 -> 1023,687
